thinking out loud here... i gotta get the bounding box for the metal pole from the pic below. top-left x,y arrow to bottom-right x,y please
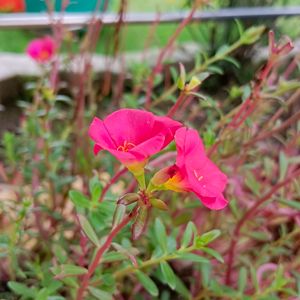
0,6 -> 300,28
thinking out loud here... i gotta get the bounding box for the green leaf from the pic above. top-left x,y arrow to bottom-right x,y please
241,25 -> 265,45
89,177 -> 102,203
51,264 -> 88,279
203,129 -> 216,148
207,65 -> 224,75
112,204 -> 126,228
245,172 -> 260,196
173,273 -> 190,299
177,253 -> 209,264
201,247 -> 224,263
136,270 -> 159,297
69,190 -> 90,209
88,287 -> 113,300
200,262 -> 211,288
8,281 -> 37,298
36,288 -> 49,300
102,251 -> 126,263
150,198 -> 168,211
223,56 -> 240,69
238,267 -> 247,293
78,214 -> 99,246
170,66 -> 178,83
177,62 -> 186,90
278,199 -> 300,210
279,151 -> 289,181
155,218 -> 168,252
2,132 -> 18,165
160,261 -> 176,290
216,44 -> 230,56
235,19 -> 244,37
188,92 -> 206,100
55,95 -> 72,105
195,229 -> 221,247
249,264 -> 259,292
181,221 -> 197,249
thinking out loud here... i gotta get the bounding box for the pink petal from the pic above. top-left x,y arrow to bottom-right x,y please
187,159 -> 228,197
130,134 -> 165,159
104,109 -> 156,145
93,144 -> 102,155
174,127 -> 206,168
154,115 -> 182,146
88,117 -> 117,149
107,148 -> 140,165
195,193 -> 228,210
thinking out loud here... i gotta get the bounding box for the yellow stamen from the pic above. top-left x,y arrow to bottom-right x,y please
117,140 -> 136,152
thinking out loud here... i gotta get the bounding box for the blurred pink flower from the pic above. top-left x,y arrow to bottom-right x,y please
26,36 -> 56,63
152,127 -> 228,210
89,109 -> 181,174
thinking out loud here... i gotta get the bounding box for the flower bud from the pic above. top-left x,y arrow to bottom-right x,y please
177,63 -> 186,91
150,198 -> 168,211
241,25 -> 265,45
150,166 -> 173,187
117,193 -> 140,205
185,76 -> 201,92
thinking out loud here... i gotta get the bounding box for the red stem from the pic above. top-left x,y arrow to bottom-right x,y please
76,206 -> 139,300
225,168 -> 300,285
99,167 -> 127,202
166,92 -> 186,118
244,110 -> 300,148
144,7 -> 197,109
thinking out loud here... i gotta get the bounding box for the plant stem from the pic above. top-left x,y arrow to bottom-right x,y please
76,206 -> 139,300
144,6 -> 197,109
225,168 -> 300,285
113,245 -> 195,280
166,92 -> 186,118
152,39 -> 244,106
99,167 -> 127,202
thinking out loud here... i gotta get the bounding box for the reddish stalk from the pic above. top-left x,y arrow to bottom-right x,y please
244,110 -> 300,147
112,0 -> 128,103
99,167 -> 127,202
76,206 -> 139,300
166,92 -> 186,118
207,45 -> 283,158
225,168 -> 300,285
32,151 -> 49,241
265,89 -> 300,129
132,12 -> 161,98
144,6 -> 198,109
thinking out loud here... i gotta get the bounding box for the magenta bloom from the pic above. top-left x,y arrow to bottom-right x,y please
152,127 -> 228,210
26,36 -> 56,63
89,109 -> 182,173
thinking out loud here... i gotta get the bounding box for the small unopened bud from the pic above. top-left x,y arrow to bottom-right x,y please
151,167 -> 173,187
150,198 -> 168,211
117,193 -> 140,205
185,76 -> 201,92
241,25 -> 265,45
177,63 -> 186,91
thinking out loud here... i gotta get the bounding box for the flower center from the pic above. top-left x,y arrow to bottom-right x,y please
193,169 -> 204,181
117,140 -> 136,152
39,50 -> 50,60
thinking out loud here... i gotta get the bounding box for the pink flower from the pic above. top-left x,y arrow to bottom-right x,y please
26,36 -> 56,63
88,109 -> 182,174
151,127 -> 228,210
